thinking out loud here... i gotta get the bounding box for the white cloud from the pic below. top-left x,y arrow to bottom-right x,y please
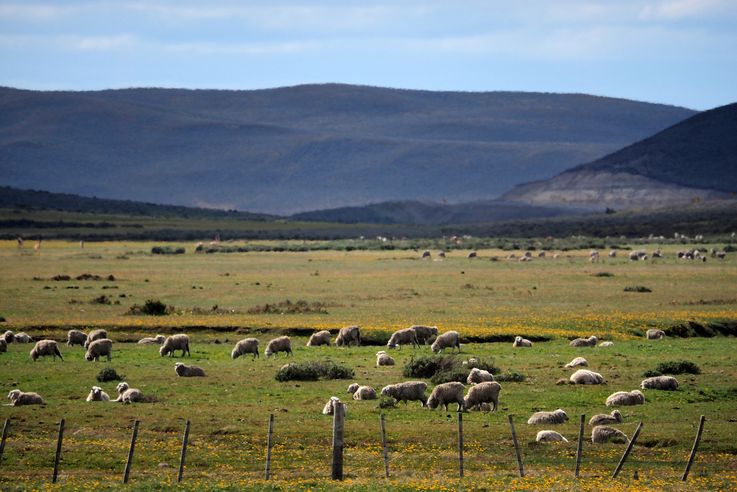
163,40 -> 319,56
639,0 -> 737,20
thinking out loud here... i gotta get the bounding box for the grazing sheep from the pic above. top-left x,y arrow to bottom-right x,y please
438,251 -> 446,258
174,362 -> 206,377
349,385 -> 377,400
387,327 -> 419,349
347,383 -> 360,394
646,329 -> 666,340
114,382 -> 143,403
265,336 -> 292,358
7,389 -> 44,406
598,341 -> 614,348
513,336 -> 533,348
2,330 -> 14,344
606,390 -> 645,406
160,334 -> 191,357
536,430 -> 569,443
0,339 -> 6,353
322,396 -> 347,416
431,331 -> 461,353
376,350 -> 395,366
231,338 -> 259,359
589,410 -> 623,426
569,369 -> 605,385
564,357 -> 588,368
640,375 -> 679,391
306,330 -> 331,347
13,332 -> 32,343
467,367 -> 494,385
30,340 -> 63,361
421,250 -> 431,259
380,381 -> 427,406
609,250 -> 617,258
527,409 -> 569,425
84,329 -> 107,349
86,386 -> 110,402
569,335 -> 598,347
426,382 -> 465,411
592,426 -> 629,444
67,329 -> 87,347
463,381 -> 501,411
85,338 -> 113,361
335,325 -> 361,347
467,251 -> 477,258
411,325 -> 438,345
137,335 -> 166,345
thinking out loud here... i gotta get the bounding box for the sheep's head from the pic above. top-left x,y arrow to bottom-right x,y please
85,352 -> 94,361
347,383 -> 359,394
380,386 -> 392,397
116,382 -> 129,394
7,389 -> 21,401
613,410 -> 623,422
29,347 -> 39,361
425,394 -> 439,409
159,345 -> 168,357
555,409 -> 569,421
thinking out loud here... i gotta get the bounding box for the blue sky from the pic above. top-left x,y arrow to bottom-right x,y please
1,0 -> 735,110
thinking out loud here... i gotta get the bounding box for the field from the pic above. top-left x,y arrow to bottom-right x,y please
1,240 -> 736,490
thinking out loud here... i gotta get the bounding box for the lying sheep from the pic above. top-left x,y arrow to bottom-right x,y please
463,381 -> 501,412
335,325 -> 361,347
7,389 -> 44,406
592,426 -> 629,444
513,336 -> 532,348
527,409 -> 569,425
598,341 -> 614,348
569,369 -> 605,385
30,340 -> 64,361
306,330 -> 331,347
569,335 -> 598,347
67,329 -> 87,347
85,338 -> 113,361
2,330 -> 13,344
265,336 -> 292,358
426,382 -> 465,411
467,251 -> 477,259
231,338 -> 259,359
160,334 -> 190,357
376,351 -> 395,366
347,383 -> 359,394
536,430 -> 568,443
86,386 -> 110,402
174,362 -> 206,377
431,331 -> 460,353
640,375 -> 678,391
589,410 -> 623,426
564,357 -> 588,368
467,367 -> 494,385
412,325 -> 438,345
322,396 -> 347,416
137,334 -> 166,345
646,329 -> 666,340
13,332 -> 32,343
349,385 -> 377,400
115,382 -> 143,403
606,390 -> 645,406
84,329 -> 107,349
387,328 -> 419,349
380,381 -> 427,406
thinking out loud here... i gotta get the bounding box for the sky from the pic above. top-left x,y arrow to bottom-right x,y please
1,0 -> 736,110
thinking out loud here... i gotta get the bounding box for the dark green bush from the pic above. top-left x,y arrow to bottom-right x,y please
643,369 -> 662,378
96,367 -> 124,382
593,272 -> 614,277
403,355 -> 498,384
378,396 -> 397,409
655,360 -> 701,375
624,285 -> 652,292
151,246 -> 185,255
90,295 -> 112,305
495,371 -> 526,383
275,361 -> 354,382
128,299 -> 172,316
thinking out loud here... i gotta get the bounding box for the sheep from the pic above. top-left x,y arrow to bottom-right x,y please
605,390 -> 645,406
513,336 -> 533,348
67,329 -> 87,347
86,386 -> 110,402
265,336 -> 292,358
13,332 -> 32,343
84,329 -> 108,349
421,250 -> 431,259
536,430 -> 569,443
527,409 -> 569,425
592,426 -> 629,444
376,350 -> 395,366
137,334 -> 166,345
85,338 -> 113,361
160,334 -> 191,357
426,382 -> 465,411
431,331 -> 460,353
589,410 -> 623,426
306,330 -> 331,347
347,383 -> 360,394
231,338 -> 259,359
7,389 -> 44,406
174,362 -> 207,377
646,329 -> 666,340
609,250 -> 617,258
438,251 -> 446,258
114,382 -> 143,403
463,381 -> 501,411
0,339 -> 6,353
380,381 -> 427,406
350,385 -> 377,400
335,325 -> 361,346
598,341 -> 614,347
387,327 -> 419,349
322,396 -> 347,416
564,357 -> 588,368
2,330 -> 14,344
640,375 -> 679,391
30,340 -> 63,361
569,335 -> 598,347
467,367 -> 494,385
467,251 -> 477,258
411,325 -> 438,345
569,369 -> 605,385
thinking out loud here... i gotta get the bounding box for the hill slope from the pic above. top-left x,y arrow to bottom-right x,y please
0,84 -> 694,214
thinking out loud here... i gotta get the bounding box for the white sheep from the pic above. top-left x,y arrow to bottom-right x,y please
646,329 -> 666,340
67,329 -> 87,347
85,338 -> 113,361
426,382 -> 465,411
306,330 -> 331,347
174,362 -> 206,377
421,250 -> 431,259
335,325 -> 361,346
231,338 -> 259,359
564,357 -> 588,368
30,340 -> 64,361
84,329 -> 108,349
467,367 -> 494,385
411,325 -> 438,345
322,396 -> 347,416
527,409 -> 569,425
137,334 -> 166,345
640,375 -> 678,391
467,251 -> 477,258
606,390 -> 645,406
431,331 -> 460,353
13,332 -> 32,343
609,250 -> 617,258
2,330 -> 13,344
160,334 -> 191,357
569,369 -> 605,385
463,381 -> 501,411
513,336 -> 533,348
86,386 -> 110,402
7,389 -> 44,406
347,385 -> 377,400
592,426 -> 629,444
376,351 -> 395,366
536,430 -> 569,443
569,335 -> 598,347
598,341 -> 614,348
265,336 -> 292,358
115,382 -> 143,403
380,381 -> 427,406
387,327 -> 419,349
589,410 -> 623,426
347,383 -> 359,394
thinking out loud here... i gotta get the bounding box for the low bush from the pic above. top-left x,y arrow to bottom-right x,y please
593,272 -> 615,277
624,285 -> 652,292
90,295 -> 112,305
151,246 -> 185,255
378,396 -> 397,409
127,299 -> 172,316
275,360 -> 354,382
247,299 -> 328,315
495,370 -> 526,383
403,355 -> 498,384
655,360 -> 701,375
96,367 -> 124,382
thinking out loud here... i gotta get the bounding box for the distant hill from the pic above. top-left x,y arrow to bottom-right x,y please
0,84 -> 694,214
502,103 -> 737,209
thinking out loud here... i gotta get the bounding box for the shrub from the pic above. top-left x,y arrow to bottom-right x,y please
378,396 -> 397,409
128,299 -> 172,316
96,367 -> 124,382
403,355 -> 498,384
495,371 -> 526,383
643,369 -> 662,378
90,295 -> 112,305
247,299 -> 328,315
275,361 -> 354,382
655,360 -> 701,375
624,285 -> 652,292
151,246 -> 185,255
593,272 -> 614,277
724,244 -> 737,253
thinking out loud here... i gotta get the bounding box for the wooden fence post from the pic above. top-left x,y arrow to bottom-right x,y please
0,419 -> 10,468
458,412 -> 464,478
612,422 -> 643,479
379,413 -> 389,478
682,415 -> 706,481
265,414 -> 274,480
177,420 -> 190,483
575,414 -> 585,478
331,402 -> 345,480
123,420 -> 140,484
508,415 -> 524,477
52,419 -> 65,483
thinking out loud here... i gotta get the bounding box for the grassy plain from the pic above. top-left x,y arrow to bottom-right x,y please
0,240 -> 736,490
